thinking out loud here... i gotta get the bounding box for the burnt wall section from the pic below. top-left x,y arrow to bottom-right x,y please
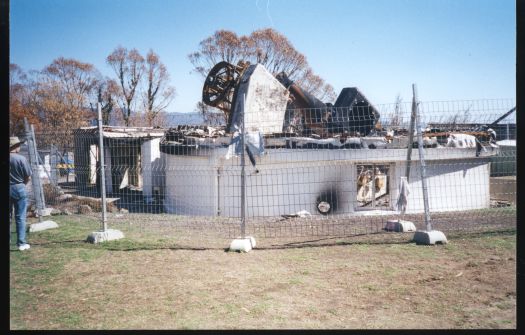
330,87 -> 380,136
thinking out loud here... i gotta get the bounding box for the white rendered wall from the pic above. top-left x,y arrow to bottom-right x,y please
393,159 -> 490,213
164,154 -> 219,215
142,138 -> 162,202
163,147 -> 491,216
218,158 -> 356,217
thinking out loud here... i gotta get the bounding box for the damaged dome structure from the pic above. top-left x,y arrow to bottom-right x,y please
200,60 -> 381,138
160,61 -> 500,217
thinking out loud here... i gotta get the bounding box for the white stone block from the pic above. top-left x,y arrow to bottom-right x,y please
29,220 -> 59,232
86,229 -> 125,244
399,220 -> 417,232
35,208 -> 54,217
229,236 -> 256,252
413,230 -> 448,245
385,219 -> 417,232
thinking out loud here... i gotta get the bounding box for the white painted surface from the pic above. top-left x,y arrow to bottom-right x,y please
29,220 -> 58,232
496,139 -> 515,147
89,144 -> 97,184
446,134 -> 477,148
142,138 -> 162,202
230,64 -> 289,134
393,159 -> 490,213
86,229 -> 125,243
229,236 -> 256,252
163,154 -> 219,215
163,147 -> 492,217
37,165 -> 50,184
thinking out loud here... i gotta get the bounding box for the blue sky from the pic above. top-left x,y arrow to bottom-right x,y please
10,0 -> 516,114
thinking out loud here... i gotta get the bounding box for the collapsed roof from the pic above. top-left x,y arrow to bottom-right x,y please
202,61 -> 380,138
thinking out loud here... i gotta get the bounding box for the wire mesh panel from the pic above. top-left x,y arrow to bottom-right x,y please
19,98 -> 515,243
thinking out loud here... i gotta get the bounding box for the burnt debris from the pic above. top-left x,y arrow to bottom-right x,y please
201,61 -> 380,138
276,72 -> 380,138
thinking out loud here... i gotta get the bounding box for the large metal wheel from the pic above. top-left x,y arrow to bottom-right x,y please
202,61 -> 242,112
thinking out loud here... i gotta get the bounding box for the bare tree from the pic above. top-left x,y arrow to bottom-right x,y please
142,50 -> 176,127
294,68 -> 336,102
31,58 -> 99,148
43,57 -> 98,110
247,28 -> 307,79
248,29 -> 336,100
107,47 -> 145,126
188,30 -> 248,78
461,105 -> 472,124
390,94 -> 403,128
195,101 -> 227,125
447,104 -> 472,129
9,64 -> 40,135
91,78 -> 120,125
189,28 -> 337,120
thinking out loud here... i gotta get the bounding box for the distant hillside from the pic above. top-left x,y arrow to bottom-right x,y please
164,112 -> 206,126
164,112 -> 227,127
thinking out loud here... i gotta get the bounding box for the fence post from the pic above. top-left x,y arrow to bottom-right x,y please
228,93 -> 255,252
405,94 -> 417,181
23,118 -> 45,223
97,102 -> 108,231
413,84 -> 431,231
86,102 -> 124,243
240,93 -> 246,238
412,84 -> 447,245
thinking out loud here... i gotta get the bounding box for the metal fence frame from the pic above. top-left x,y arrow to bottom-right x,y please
19,96 -> 516,242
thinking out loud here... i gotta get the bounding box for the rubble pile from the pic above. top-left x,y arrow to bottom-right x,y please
160,60 -> 501,156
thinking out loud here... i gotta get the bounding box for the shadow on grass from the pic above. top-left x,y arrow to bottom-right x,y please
259,232 -> 414,250
104,246 -> 227,252
258,228 -> 516,250
26,239 -> 227,252
27,239 -> 88,245
442,228 -> 516,239
19,228 -> 515,253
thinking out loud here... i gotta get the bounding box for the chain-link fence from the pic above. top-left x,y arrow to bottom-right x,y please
20,98 -> 516,244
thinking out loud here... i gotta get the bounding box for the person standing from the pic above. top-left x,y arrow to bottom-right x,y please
10,136 -> 32,251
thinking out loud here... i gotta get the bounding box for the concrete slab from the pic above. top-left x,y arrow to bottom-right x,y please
86,229 -> 125,244
413,230 -> 448,245
29,220 -> 59,233
229,236 -> 256,252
